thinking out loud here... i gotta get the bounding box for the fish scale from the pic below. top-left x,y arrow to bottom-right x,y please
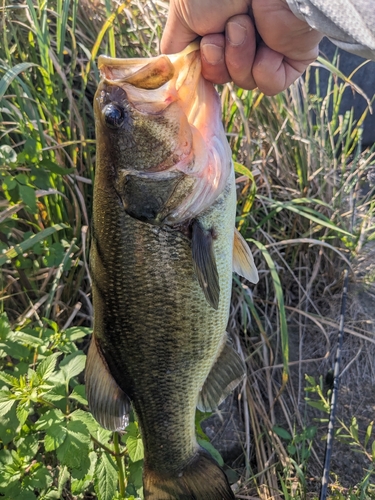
91,176 -> 235,473
86,42 -> 258,499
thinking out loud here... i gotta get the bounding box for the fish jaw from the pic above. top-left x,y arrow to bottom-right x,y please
94,43 -> 232,225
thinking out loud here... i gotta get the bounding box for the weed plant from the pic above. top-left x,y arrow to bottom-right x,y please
1,1 -> 375,499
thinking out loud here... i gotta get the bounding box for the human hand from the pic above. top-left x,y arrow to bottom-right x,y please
160,0 -> 323,95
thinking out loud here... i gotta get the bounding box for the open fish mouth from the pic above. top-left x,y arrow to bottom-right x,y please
94,42 -> 233,225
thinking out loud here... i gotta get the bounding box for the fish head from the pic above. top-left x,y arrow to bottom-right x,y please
94,42 -> 232,225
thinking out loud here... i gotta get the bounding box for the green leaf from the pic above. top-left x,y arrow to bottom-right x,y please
69,385 -> 88,405
0,371 -> 19,387
0,62 -> 38,100
364,421 -> 373,448
39,159 -> 75,175
0,405 -> 19,444
301,448 -> 311,461
350,417 -> 359,442
289,458 -> 306,487
0,393 -> 16,417
197,438 -> 224,466
195,409 -> 212,440
262,197 -> 352,237
35,408 -> 65,431
2,175 -> 17,191
59,351 -> 86,383
0,224 -> 69,266
287,443 -> 296,455
14,489 -> 36,500
128,459 -> 143,490
15,434 -> 38,461
23,464 -> 53,492
94,452 -> 118,500
64,326 -> 91,341
16,403 -> 29,425
18,184 -> 37,212
41,385 -> 66,403
123,422 -> 139,440
36,352 -> 61,381
45,423 -> 68,452
71,451 -> 97,494
0,313 -> 12,340
304,426 -> 317,440
57,466 -> 70,498
305,398 -> 330,412
249,238 -> 289,384
0,479 -> 21,498
1,340 -> 30,360
56,420 -> 90,469
272,426 -> 292,441
96,427 -> 112,446
127,435 -> 144,462
8,330 -> 45,348
0,145 -> 17,165
70,409 -> 100,435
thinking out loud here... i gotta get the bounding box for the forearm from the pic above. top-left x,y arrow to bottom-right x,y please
286,0 -> 375,60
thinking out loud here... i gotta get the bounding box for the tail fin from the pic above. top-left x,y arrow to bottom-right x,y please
143,450 -> 235,500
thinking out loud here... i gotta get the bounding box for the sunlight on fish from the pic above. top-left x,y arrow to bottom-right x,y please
86,42 -> 258,500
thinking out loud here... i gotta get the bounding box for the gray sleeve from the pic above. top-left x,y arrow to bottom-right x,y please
286,0 -> 375,60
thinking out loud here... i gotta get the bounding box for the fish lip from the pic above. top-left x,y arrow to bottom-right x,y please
96,81 -> 175,117
97,41 -> 200,90
97,40 -> 200,72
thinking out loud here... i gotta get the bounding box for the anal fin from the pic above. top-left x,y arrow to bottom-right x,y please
191,220 -> 220,310
85,335 -> 130,431
197,336 -> 246,412
233,227 -> 259,284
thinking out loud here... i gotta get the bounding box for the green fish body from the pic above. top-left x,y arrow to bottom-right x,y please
86,43 -> 258,500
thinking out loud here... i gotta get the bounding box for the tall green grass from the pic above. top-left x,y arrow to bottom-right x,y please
1,1 -> 375,499
226,56 -> 375,498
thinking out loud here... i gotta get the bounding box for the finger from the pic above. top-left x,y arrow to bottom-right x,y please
224,14 -> 257,90
252,43 -> 318,95
161,0 -> 252,55
252,0 -> 323,62
200,34 -> 231,84
160,4 -> 196,55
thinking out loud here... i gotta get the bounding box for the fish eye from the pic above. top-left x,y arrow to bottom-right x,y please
103,103 -> 125,129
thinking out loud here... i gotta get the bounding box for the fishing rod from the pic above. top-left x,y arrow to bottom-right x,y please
319,136 -> 362,500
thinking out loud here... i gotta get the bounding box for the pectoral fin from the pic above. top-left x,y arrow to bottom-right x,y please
191,220 -> 220,310
197,337 -> 246,412
233,228 -> 259,284
85,336 -> 130,431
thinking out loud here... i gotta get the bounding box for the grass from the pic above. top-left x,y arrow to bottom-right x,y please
1,1 -> 375,499
227,58 -> 375,498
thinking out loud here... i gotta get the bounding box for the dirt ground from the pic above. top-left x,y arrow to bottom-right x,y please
202,240 -> 375,496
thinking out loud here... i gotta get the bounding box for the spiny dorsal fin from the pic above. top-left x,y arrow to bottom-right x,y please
233,227 -> 259,284
197,336 -> 246,412
85,336 -> 130,431
191,220 -> 220,310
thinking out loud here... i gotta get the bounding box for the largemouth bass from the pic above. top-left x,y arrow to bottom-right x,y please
86,42 -> 258,500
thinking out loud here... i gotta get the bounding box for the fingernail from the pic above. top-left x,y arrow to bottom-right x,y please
227,22 -> 246,46
201,43 -> 223,65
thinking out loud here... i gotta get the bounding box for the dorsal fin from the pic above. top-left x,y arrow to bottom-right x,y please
191,220 -> 220,310
233,228 -> 259,283
85,336 -> 130,431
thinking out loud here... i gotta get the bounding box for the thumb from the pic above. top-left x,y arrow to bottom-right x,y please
160,3 -> 197,54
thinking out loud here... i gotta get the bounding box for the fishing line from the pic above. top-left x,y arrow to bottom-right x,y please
319,135 -> 362,500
